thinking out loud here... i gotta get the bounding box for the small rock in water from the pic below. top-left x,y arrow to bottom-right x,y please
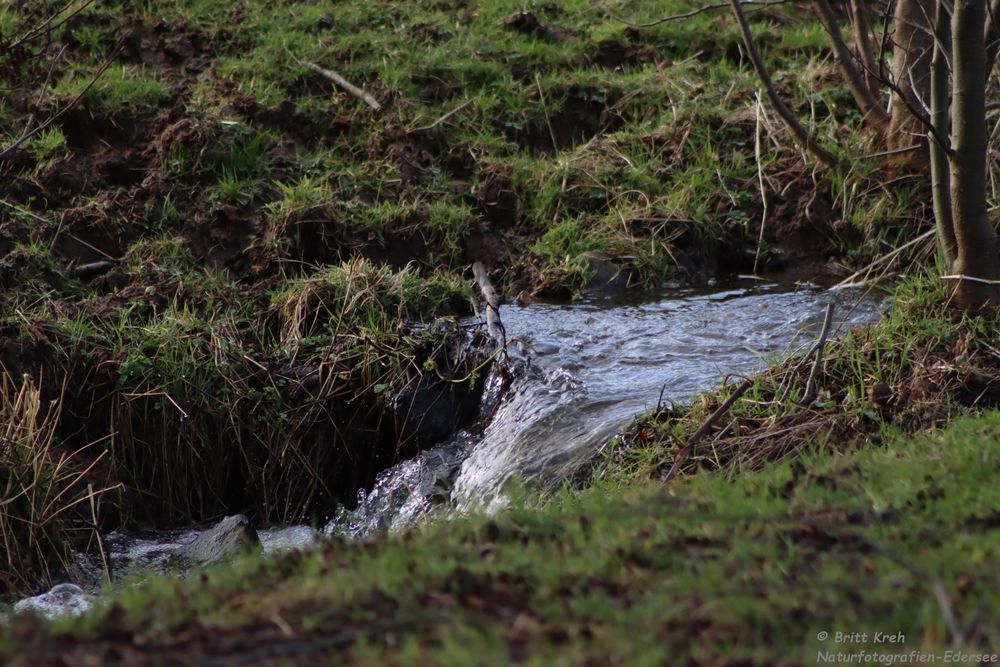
14,583 -> 94,619
170,514 -> 260,567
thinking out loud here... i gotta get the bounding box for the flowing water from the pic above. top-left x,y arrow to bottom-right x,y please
12,279 -> 884,618
327,279 -> 884,537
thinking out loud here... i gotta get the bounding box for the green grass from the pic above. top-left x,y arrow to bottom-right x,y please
26,127 -> 67,162
0,236 -> 477,543
54,64 -> 171,114
4,0 -> 941,295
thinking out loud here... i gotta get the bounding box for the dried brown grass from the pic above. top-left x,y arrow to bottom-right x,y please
0,374 -> 110,597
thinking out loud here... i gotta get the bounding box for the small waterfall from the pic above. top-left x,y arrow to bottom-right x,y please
327,281 -> 884,536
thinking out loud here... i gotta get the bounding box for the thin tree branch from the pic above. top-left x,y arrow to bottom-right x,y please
798,303 -> 834,406
1,0 -> 96,55
607,0 -> 796,28
859,54 -> 954,155
850,0 -> 882,97
814,0 -> 890,134
728,0 -> 839,168
930,0 -> 957,263
878,2 -> 894,83
0,42 -> 123,161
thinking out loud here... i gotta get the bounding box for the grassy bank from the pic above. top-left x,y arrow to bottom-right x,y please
596,275 -> 1000,484
1,0 -> 927,301
2,276 -> 999,664
4,390 -> 998,664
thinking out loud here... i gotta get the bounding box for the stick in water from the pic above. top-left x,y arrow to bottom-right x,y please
472,262 -> 505,347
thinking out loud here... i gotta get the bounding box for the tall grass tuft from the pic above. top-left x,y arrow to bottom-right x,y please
0,374 -> 106,597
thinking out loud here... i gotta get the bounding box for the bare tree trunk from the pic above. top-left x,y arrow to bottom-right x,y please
850,0 -> 882,97
814,0 -> 890,134
888,0 -> 935,168
931,0 -> 957,263
728,0 -> 839,168
950,0 -> 1000,309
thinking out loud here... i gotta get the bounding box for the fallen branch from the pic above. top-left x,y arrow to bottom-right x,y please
297,59 -> 382,111
662,378 -> 754,484
69,260 -> 115,281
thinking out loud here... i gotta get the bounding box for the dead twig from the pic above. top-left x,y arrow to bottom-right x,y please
412,99 -> 471,131
798,302 -> 834,406
856,144 -> 923,160
752,92 -> 768,275
87,483 -> 112,585
297,59 -> 382,111
472,262 -> 506,349
834,229 -> 936,287
662,378 -> 754,484
535,73 -> 559,152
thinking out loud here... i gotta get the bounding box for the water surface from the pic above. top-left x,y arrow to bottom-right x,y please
332,280 -> 884,535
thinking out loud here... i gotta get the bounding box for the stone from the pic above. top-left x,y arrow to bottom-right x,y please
169,514 -> 260,567
577,250 -> 628,294
14,583 -> 95,619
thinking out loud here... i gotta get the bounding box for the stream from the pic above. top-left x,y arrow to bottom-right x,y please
12,278 -> 884,619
